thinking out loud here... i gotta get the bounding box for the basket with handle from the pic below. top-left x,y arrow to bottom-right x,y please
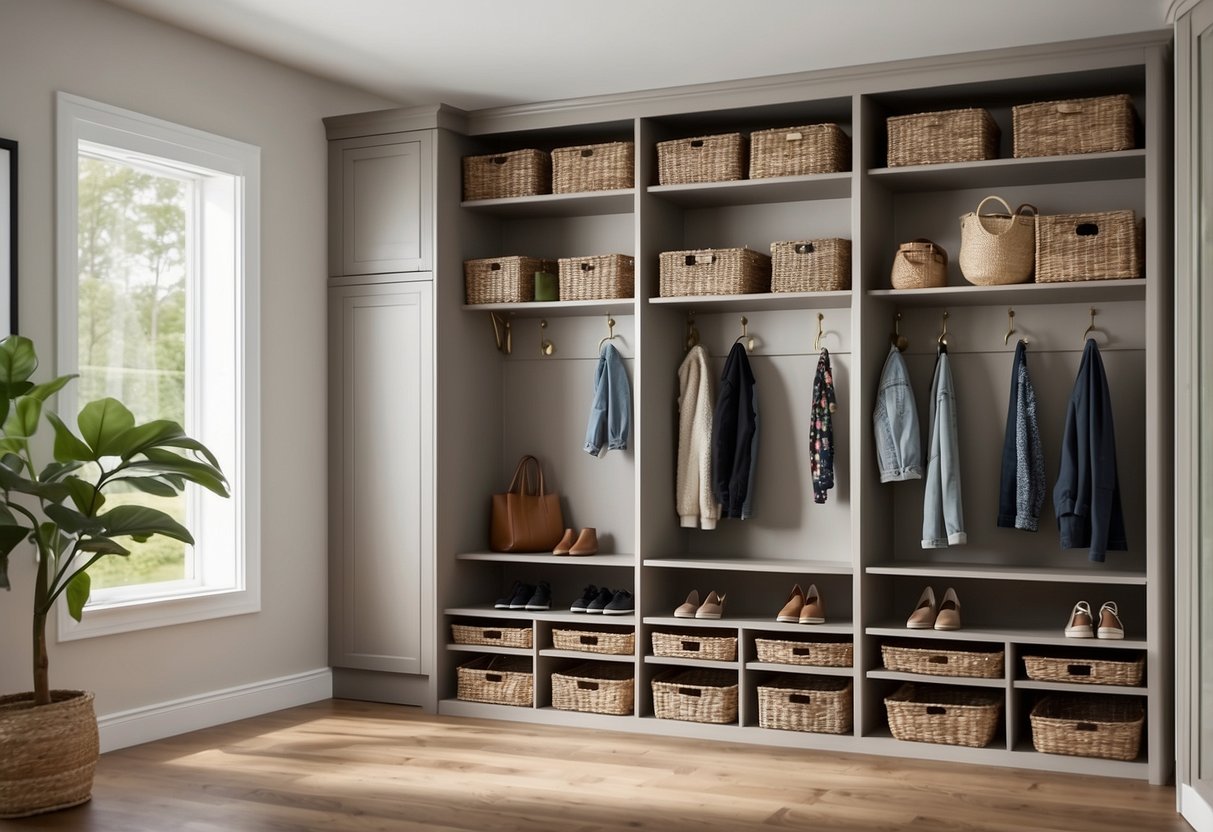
890,240 -> 947,289
958,195 -> 1037,285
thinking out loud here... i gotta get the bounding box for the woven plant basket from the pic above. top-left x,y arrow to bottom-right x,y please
1023,654 -> 1145,687
651,669 -> 738,724
552,141 -> 634,193
551,628 -> 635,656
551,663 -> 635,715
464,256 -> 557,304
456,655 -> 533,707
887,108 -> 999,167
770,239 -> 852,292
1035,211 -> 1143,283
884,683 -> 1002,748
652,631 -> 737,662
958,196 -> 1037,286
657,133 -> 745,185
754,637 -> 853,668
557,254 -> 635,301
881,643 -> 1004,679
0,691 -> 99,819
1013,94 -> 1136,158
659,248 -> 771,297
1030,695 -> 1144,761
758,677 -> 853,734
450,623 -> 533,649
890,240 -> 948,289
462,149 -> 551,201
749,124 -> 851,179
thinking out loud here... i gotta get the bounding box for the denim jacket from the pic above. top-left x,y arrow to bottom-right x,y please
922,349 -> 966,547
583,342 -> 631,455
873,346 -> 922,482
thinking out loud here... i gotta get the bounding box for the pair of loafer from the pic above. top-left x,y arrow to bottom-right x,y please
776,583 -> 826,624
1065,600 -> 1124,639
553,527 -> 598,556
674,590 -> 725,619
906,586 -> 961,630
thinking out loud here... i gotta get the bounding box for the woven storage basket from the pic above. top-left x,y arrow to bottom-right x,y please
1013,94 -> 1136,158
456,655 -> 533,707
552,628 -> 635,656
450,623 -> 533,649
0,691 -> 98,818
462,149 -> 551,201
1035,210 -> 1142,283
551,663 -> 635,715
770,239 -> 851,292
887,108 -> 1000,167
884,683 -> 1002,748
552,141 -> 634,193
659,248 -> 771,297
557,254 -> 635,301
754,637 -> 853,667
749,123 -> 851,179
958,196 -> 1037,286
1030,695 -> 1144,761
464,256 -> 556,304
652,669 -> 738,724
1023,654 -> 1145,687
758,677 -> 853,734
890,240 -> 948,289
652,631 -> 737,662
881,643 -> 1004,679
657,133 -> 745,185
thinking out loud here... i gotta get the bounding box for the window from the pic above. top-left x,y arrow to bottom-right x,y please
55,93 -> 260,638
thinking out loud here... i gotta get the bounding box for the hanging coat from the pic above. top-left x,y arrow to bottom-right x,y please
810,348 -> 837,504
712,342 -> 759,520
676,345 -> 720,530
997,340 -> 1046,531
922,347 -> 966,548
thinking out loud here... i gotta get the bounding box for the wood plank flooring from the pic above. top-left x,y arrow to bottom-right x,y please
7,699 -> 1187,831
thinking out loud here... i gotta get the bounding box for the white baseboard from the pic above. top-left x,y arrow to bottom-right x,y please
1183,785 -> 1213,832
97,668 -> 332,753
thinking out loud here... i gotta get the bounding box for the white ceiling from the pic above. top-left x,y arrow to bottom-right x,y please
100,0 -> 1166,111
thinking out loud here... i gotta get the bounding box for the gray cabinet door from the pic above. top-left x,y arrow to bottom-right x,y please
329,279 -> 433,675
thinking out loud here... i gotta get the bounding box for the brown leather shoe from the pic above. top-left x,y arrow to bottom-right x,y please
906,586 -> 937,629
777,584 -> 804,623
568,527 -> 599,556
934,587 -> 961,631
695,591 -> 726,619
674,590 -> 700,618
799,583 -> 825,624
552,528 -> 576,556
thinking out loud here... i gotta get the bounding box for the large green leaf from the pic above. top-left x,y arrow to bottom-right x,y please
40,460 -> 86,483
111,420 -> 184,461
98,504 -> 194,545
77,398 -> 135,459
76,536 -> 130,557
45,502 -> 103,535
0,337 -> 38,386
3,396 -> 41,439
123,448 -> 228,497
0,525 -> 30,591
64,477 -> 104,516
65,570 -> 90,622
0,437 -> 27,456
0,463 -> 70,501
46,412 -> 94,463
114,476 -> 179,498
161,437 -> 221,469
25,374 -> 75,404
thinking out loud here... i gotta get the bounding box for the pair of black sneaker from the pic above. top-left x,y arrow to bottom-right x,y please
570,585 -> 633,615
494,580 -> 551,611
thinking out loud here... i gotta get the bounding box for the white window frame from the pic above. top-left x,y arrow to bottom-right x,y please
54,92 -> 260,639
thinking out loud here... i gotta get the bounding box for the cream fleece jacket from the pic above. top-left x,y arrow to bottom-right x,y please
677,345 -> 720,529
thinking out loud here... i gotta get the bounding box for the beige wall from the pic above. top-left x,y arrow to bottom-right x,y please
0,0 -> 393,714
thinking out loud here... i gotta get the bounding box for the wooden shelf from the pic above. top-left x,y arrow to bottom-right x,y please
648,290 -> 852,312
447,607 -> 636,624
866,669 -> 1007,688
867,279 -> 1146,308
647,173 -> 851,207
457,551 -> 636,567
1013,679 -> 1146,696
446,643 -> 532,657
539,648 -> 635,663
645,557 -> 852,574
460,188 -> 634,217
865,561 -> 1146,585
867,150 -> 1146,193
867,625 -> 1147,650
644,655 -> 740,670
463,298 -> 635,318
644,616 -> 854,635
746,662 -> 854,677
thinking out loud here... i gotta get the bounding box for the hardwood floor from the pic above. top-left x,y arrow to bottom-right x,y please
7,699 -> 1186,831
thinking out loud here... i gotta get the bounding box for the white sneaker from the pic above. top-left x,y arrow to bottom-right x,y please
1064,601 -> 1094,638
1097,601 -> 1124,640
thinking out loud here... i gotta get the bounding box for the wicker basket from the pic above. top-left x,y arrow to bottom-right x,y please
770,239 -> 851,292
884,683 -> 1002,748
551,663 -> 635,715
456,655 -> 533,707
890,240 -> 948,289
463,149 -> 551,201
557,254 -> 635,301
552,141 -> 634,193
1013,94 -> 1136,158
758,677 -> 853,734
651,669 -> 738,724
881,643 -> 1004,679
1023,654 -> 1145,687
657,133 -> 745,185
450,623 -> 533,649
659,248 -> 771,297
652,631 -> 737,662
464,256 -> 557,304
749,124 -> 851,179
958,196 -> 1037,286
754,637 -> 853,667
551,628 -> 635,656
1035,210 -> 1142,283
887,108 -> 1000,167
1030,695 -> 1144,761
0,691 -> 98,819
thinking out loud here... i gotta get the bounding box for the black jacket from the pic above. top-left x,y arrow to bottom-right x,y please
712,342 -> 758,519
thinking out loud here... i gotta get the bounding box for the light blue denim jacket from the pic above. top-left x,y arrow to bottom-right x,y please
584,342 -> 631,455
873,346 -> 922,482
922,350 -> 966,548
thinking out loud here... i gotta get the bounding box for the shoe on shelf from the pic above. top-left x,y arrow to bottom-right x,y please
1097,601 -> 1124,640
552,528 -> 576,556
568,527 -> 599,557
569,584 -> 598,613
696,591 -> 726,620
799,583 -> 825,625
1064,600 -> 1095,638
603,590 -> 634,615
524,581 -> 551,611
674,590 -> 700,619
496,580 -> 532,610
586,586 -> 614,614
776,584 -> 804,623
906,586 -> 937,629
934,587 -> 961,631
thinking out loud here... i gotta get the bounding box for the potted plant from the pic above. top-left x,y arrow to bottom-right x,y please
0,336 -> 227,818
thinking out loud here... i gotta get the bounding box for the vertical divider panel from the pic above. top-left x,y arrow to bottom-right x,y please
1004,642 -> 1019,751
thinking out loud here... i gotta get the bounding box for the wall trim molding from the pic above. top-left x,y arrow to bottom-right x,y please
97,668 -> 332,753
1167,0 -> 1202,23
1183,785 -> 1213,832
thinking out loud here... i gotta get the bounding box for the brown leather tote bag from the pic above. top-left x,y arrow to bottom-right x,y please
490,455 -> 564,552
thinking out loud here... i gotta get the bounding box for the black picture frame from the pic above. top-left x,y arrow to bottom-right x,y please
0,137 -> 15,336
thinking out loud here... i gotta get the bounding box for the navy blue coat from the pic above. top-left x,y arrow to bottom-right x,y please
711,342 -> 759,519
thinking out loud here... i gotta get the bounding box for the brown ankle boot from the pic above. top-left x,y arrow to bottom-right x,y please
568,527 -> 599,556
552,528 -> 576,556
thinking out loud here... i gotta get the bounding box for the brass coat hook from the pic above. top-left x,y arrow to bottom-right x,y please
539,319 -> 555,356
937,310 -> 950,348
598,314 -> 618,351
734,316 -> 754,352
1082,307 -> 1101,345
489,311 -> 512,355
685,311 -> 700,351
1004,308 -> 1016,346
814,313 -> 825,352
890,310 -> 907,352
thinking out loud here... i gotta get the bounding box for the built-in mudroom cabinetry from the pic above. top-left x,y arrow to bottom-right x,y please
326,33 -> 1173,783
